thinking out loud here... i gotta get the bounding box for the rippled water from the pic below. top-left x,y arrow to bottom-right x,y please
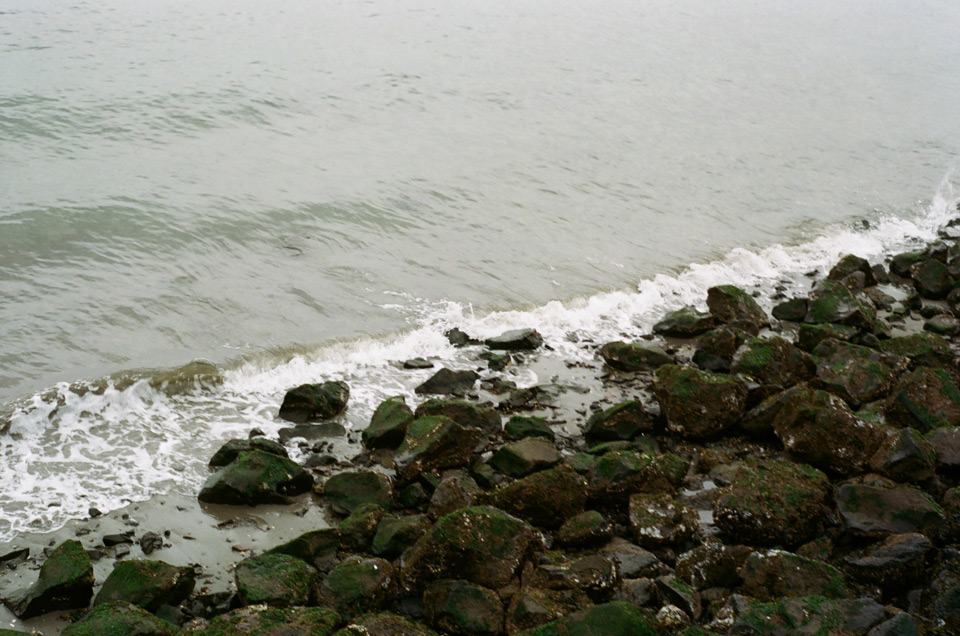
1,0 -> 960,539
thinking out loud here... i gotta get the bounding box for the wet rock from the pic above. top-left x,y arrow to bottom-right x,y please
588,451 -> 688,507
427,473 -> 480,520
333,612 -> 438,636
843,532 -> 931,588
886,366 -> 960,433
655,604 -> 691,631
4,539 -> 93,619
393,416 -> 483,482
556,511 -> 612,548
424,580 -> 504,636
583,400 -> 649,441
812,339 -> 906,407
805,279 -> 879,331
139,532 -> 164,556
836,476 -> 945,539
730,336 -> 815,391
925,313 -> 960,335
60,601 -> 177,636
890,249 -> 927,278
363,396 -> 414,450
675,542 -> 751,590
338,503 -> 386,551
655,575 -> 701,620
488,465 -> 588,529
866,613 -> 920,636
400,506 -> 540,593
445,328 -> 478,348
513,601 -> 656,636
403,358 -> 435,370
714,457 -> 831,548
693,327 -> 741,372
929,427 -> 960,476
318,557 -> 396,620
321,470 -> 392,516
490,438 -> 561,477
499,383 -> 567,411
504,588 -> 571,635
797,322 -> 859,352
829,254 -> 877,286
931,583 -> 960,633
371,514 -> 428,559
654,364 -> 748,439
192,605 -> 342,636
414,398 -> 501,432
504,416 -> 554,441
235,552 -> 317,607
485,328 -> 543,351
279,381 -> 350,423
739,550 -> 847,600
198,450 -> 313,506
278,422 -> 346,444
707,284 -> 769,329
265,528 -> 340,574
911,259 -> 954,299
868,427 -> 936,484
652,306 -> 717,338
599,341 -> 673,372
209,437 -> 288,468
414,368 -> 479,395
567,554 -> 619,602
772,297 -> 809,322
94,559 -> 195,611
600,539 -> 665,579
730,596 -> 884,636
879,332 -> 954,370
628,494 -> 699,549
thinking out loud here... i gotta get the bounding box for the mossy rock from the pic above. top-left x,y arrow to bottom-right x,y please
400,506 -> 540,593
693,327 -> 741,372
322,470 -> 392,516
739,550 -> 847,600
505,588 -> 571,635
489,438 -> 561,477
812,338 -> 906,408
423,579 -> 504,636
628,494 -> 698,549
371,514 -> 429,559
60,601 -> 176,636
674,542 -> 751,590
868,427 -> 937,484
879,332 -> 953,369
362,396 -> 414,450
556,511 -> 612,548
588,451 -> 689,506
318,557 -> 396,620
599,341 -> 674,372
394,415 -> 483,481
192,605 -> 342,635
804,279 -> 878,332
828,254 -> 877,286
265,528 -> 340,574
414,398 -> 501,432
514,601 -> 657,636
714,457 -> 831,548
706,284 -> 768,328
730,596 -> 884,635
836,477 -> 945,538
504,416 -> 554,441
198,450 -> 313,506
338,502 -> 386,551
332,612 -> 439,636
654,364 -> 747,439
583,400 -> 650,441
843,532 -> 931,589
94,559 -> 195,612
209,437 -> 288,468
910,259 -> 954,299
414,368 -> 479,395
487,465 -> 588,529
730,336 -> 815,390
427,473 -> 480,520
886,366 -> 960,433
235,553 -> 317,607
279,380 -> 349,423
890,249 -> 927,277
652,306 -> 717,338
6,539 -> 93,619
796,322 -> 858,352
771,297 -> 809,323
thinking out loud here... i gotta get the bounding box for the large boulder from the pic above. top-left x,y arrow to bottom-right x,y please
265,528 -> 340,574
94,559 -> 195,611
198,450 -> 313,505
797,322 -> 859,352
842,532 -> 931,588
414,399 -> 501,432
321,470 -> 392,516
653,365 -> 747,439
583,400 -> 649,441
910,259 -> 954,299
235,553 -> 317,607
514,601 -> 657,636
489,438 -> 560,478
362,396 -> 414,450
279,381 -> 349,423
628,494 -> 698,549
885,366 -> 960,432
209,437 -> 288,468
393,416 -> 483,481
60,602 -> 177,636
332,612 -> 438,636
317,557 -> 396,620
878,332 -> 954,371
423,579 -> 504,636
652,306 -> 717,338
730,336 -> 815,390
588,451 -> 688,507
729,596 -> 884,636
693,327 -> 742,372
836,476 -> 946,539
739,550 -> 847,600
4,539 -> 93,619
487,465 -> 588,529
804,279 -> 879,331
706,284 -> 768,329
414,368 -> 479,395
485,328 -> 543,351
714,457 -> 831,548
191,605 -> 342,636
828,254 -> 877,286
811,339 -> 906,407
371,514 -> 429,559
599,341 -> 673,372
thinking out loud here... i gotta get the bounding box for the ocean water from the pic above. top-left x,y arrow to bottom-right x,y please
1,0 -> 960,542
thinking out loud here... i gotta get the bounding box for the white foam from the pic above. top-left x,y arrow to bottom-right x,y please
0,170 -> 957,542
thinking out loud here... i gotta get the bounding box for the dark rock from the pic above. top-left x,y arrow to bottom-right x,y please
198,450 -> 313,506
363,396 -> 414,450
613,578 -> 655,607
797,322 -> 859,352
812,338 -> 906,408
504,588 -> 572,635
730,596 -> 884,636
692,327 -> 741,372
94,559 -> 195,611
868,427 -> 936,484
890,249 -> 927,278
209,437 -> 288,468
878,332 -> 954,370
911,259 -> 954,299
588,451 -> 688,507
513,601 -> 657,636
805,279 -> 878,331
278,381 -> 349,423
371,514 -> 428,559
322,470 -> 392,516
139,532 -> 164,556
925,313 -> 960,335
600,539 -> 664,579
652,306 -> 717,338
60,601 -> 177,636
555,511 -> 612,548
567,554 -> 620,602
4,539 -> 93,619
393,416 -> 483,482
318,557 -> 396,620
866,613 -> 919,636
427,473 -> 480,520
886,366 -> 960,433
277,422 -> 346,444
929,427 -> 960,476
490,438 -> 561,478
445,328 -> 478,347
0,547 -> 29,568
713,457 -> 831,548
192,605 -> 341,635
334,612 -> 438,636
487,352 -> 511,371
488,465 -> 588,529
772,297 -> 809,322
730,336 -> 815,390
829,254 -> 877,286
653,364 -> 747,439
504,416 -> 554,441
843,532 -> 931,588
404,358 -> 435,369
414,368 -> 479,396
931,583 -> 960,633
655,575 -> 701,620
499,383 -> 566,411
675,542 -> 750,590
235,552 -> 317,607
338,503 -> 385,551
265,528 -> 340,574
103,533 -> 134,547
836,476 -> 946,539
707,284 -> 769,329
628,494 -> 698,549
599,341 -> 673,372
414,398 -> 501,432
424,580 -> 504,636
485,328 -> 543,351
583,400 -> 649,441
739,550 -> 846,600
400,506 -> 540,593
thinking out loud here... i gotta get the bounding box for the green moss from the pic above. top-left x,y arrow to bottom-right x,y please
736,339 -> 776,373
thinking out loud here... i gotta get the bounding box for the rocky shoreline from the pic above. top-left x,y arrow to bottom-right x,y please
6,229 -> 960,634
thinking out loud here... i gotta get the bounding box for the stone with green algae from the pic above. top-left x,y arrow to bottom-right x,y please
190,605 -> 341,636
362,396 -> 413,450
198,450 -> 313,506
331,612 -> 439,636
654,364 -> 747,439
514,601 -> 657,636
487,465 -> 588,529
317,557 -> 396,620
393,415 -> 483,481
93,559 -> 195,612
5,539 -> 93,619
235,553 -> 317,607
60,601 -> 176,636
321,470 -> 392,516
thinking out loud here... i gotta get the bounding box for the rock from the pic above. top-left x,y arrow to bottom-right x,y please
338,503 -> 385,551
583,400 -> 649,441
739,550 -> 846,600
424,580 -> 504,636
403,358 -> 435,370
730,596 -> 884,636
829,254 -> 877,286
655,575 -> 701,620
504,416 -> 554,441
931,583 -> 960,633
886,366 -> 960,433
843,532 -> 931,588
485,328 -> 543,351
655,605 -> 690,631
910,259 -> 954,299
866,613 -> 920,636
321,470 -> 392,516
692,327 -> 741,372
714,457 -> 831,548
588,451 -> 688,507
427,473 -> 480,520
805,280 -> 878,331
277,423 -> 346,444
599,341 -> 673,372
601,539 -> 664,579
925,313 -> 960,335
730,336 -> 815,391
209,438 -> 288,468
191,605 -> 342,636
4,539 -> 93,619
505,588 -> 572,635
278,381 -> 349,423
235,553 -> 317,607
797,322 -> 859,352
628,494 -> 698,549
567,554 -> 620,602
652,306 -> 717,338
675,542 -> 750,590
393,416 -> 483,482
103,533 -> 134,547
490,438 -> 561,478
707,285 -> 768,329
772,297 -> 809,322
139,532 -> 164,556
318,557 -> 396,620
868,427 -> 936,484
60,601 -> 177,636
513,601 -> 657,636
265,528 -> 340,574
415,368 -> 479,395
333,612 -> 438,636
414,399 -> 501,432
488,465 -> 588,529
836,476 -> 946,539
198,450 -> 313,505
363,396 -> 414,450
371,514 -> 428,559
653,365 -> 747,439
400,506 -> 540,593
890,249 -> 927,278
555,511 -> 613,548
94,559 -> 195,611
878,332 -> 954,370
812,338 -> 906,407
445,328 -> 478,348
929,427 -> 960,477
500,384 -> 566,411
